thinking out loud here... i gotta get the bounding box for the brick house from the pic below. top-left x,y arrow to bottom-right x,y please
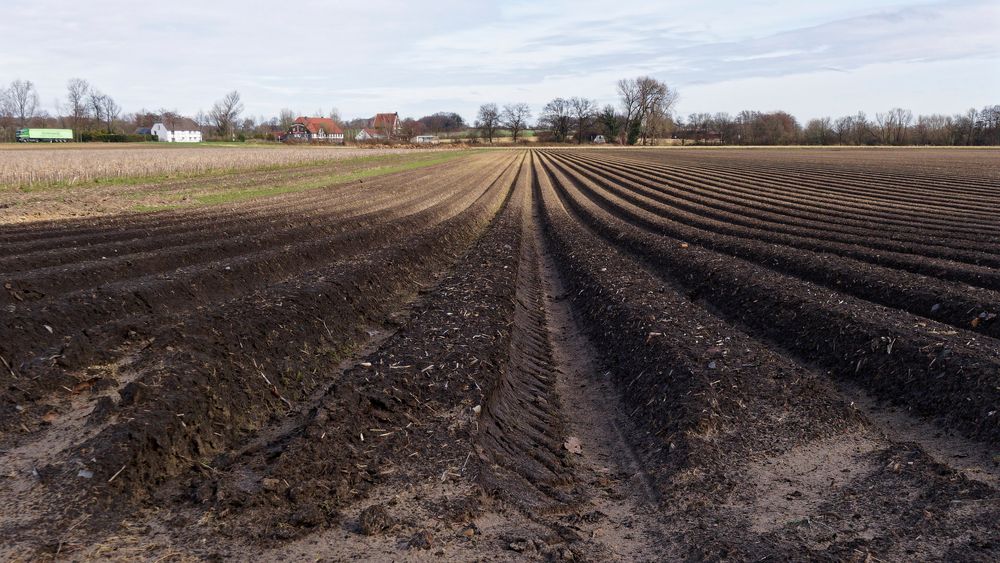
370,112 -> 400,138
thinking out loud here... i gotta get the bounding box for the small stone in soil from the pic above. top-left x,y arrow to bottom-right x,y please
564,436 -> 583,455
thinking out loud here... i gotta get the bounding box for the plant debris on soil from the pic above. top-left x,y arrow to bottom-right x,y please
0,148 -> 469,223
1,147 -> 998,561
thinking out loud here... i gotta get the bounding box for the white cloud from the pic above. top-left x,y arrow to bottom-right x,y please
726,48 -> 835,62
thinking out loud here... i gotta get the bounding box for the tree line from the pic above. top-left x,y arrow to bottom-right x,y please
477,75 -> 998,146
525,77 -> 679,145
3,75 -> 997,145
0,78 -> 476,143
678,107 -> 1000,146
0,78 -> 253,142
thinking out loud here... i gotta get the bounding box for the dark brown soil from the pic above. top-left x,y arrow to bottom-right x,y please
1,148 -> 997,561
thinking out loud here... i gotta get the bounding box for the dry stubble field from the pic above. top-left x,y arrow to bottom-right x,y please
0,146 -> 998,561
0,143 -> 434,188
0,144 -> 459,223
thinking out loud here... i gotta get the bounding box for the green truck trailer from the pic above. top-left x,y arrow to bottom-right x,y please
15,128 -> 73,142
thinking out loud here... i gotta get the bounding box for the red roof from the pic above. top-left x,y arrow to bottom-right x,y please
293,117 -> 343,135
371,113 -> 398,129
360,128 -> 383,137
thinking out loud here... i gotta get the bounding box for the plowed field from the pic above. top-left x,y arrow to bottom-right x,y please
1,148 -> 998,561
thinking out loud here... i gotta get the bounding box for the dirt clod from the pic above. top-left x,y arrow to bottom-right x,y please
509,539 -> 536,553
262,478 -> 283,493
407,529 -> 434,550
358,504 -> 395,536
289,505 -> 326,528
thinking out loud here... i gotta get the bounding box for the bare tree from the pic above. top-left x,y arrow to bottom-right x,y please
158,108 -> 182,131
616,78 -> 641,144
475,103 -> 500,143
194,110 -> 209,130
539,98 -> 572,142
596,105 -> 623,143
88,91 -> 107,131
950,108 -> 979,146
617,76 -> 678,145
399,117 -> 423,139
0,89 -> 12,141
240,116 -> 257,135
833,115 -> 854,144
731,110 -> 800,145
416,112 -> 465,134
874,108 -> 913,145
8,79 -> 40,127
0,88 -> 11,122
711,112 -> 737,144
682,112 -> 714,144
569,97 -> 597,144
278,108 -> 296,131
210,90 -> 244,140
328,108 -> 342,124
66,78 -> 90,138
501,103 -> 531,143
99,94 -> 121,133
914,114 -> 952,145
636,76 -> 678,145
963,107 -> 978,146
803,117 -> 832,145
52,99 -> 67,128
873,112 -> 891,144
852,111 -> 874,145
891,108 -> 912,145
978,105 -> 1000,145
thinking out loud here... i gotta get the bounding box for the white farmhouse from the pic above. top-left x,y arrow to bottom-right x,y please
151,123 -> 203,143
355,128 -> 385,142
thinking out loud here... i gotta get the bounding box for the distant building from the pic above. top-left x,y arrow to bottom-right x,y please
264,125 -> 286,142
411,135 -> 439,144
151,123 -> 203,143
287,117 -> 344,143
135,127 -> 153,136
356,128 -> 385,142
370,112 -> 400,138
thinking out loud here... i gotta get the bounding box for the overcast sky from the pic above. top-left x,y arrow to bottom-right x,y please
2,0 -> 998,123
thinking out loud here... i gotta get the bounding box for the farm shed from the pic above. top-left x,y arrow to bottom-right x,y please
411,135 -> 439,144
